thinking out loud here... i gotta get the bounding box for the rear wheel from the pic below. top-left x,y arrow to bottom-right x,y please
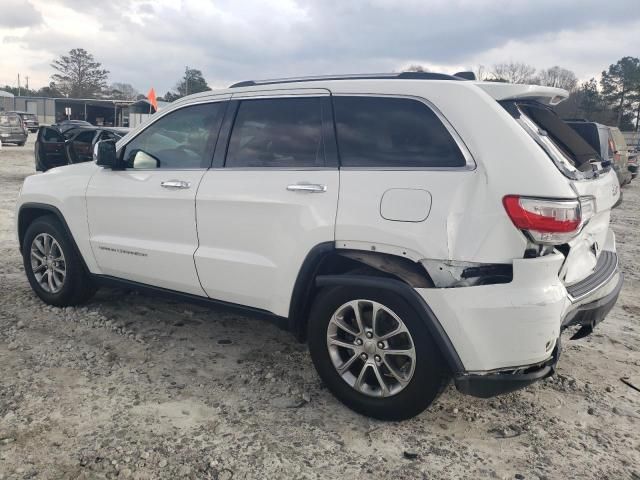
17,141 -> 26,146
308,285 -> 449,420
22,215 -> 96,306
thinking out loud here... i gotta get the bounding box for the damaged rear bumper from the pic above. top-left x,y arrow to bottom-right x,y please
450,258 -> 622,398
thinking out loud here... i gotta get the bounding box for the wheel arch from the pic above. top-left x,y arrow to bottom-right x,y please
18,203 -> 90,274
314,275 -> 464,374
288,244 -> 462,371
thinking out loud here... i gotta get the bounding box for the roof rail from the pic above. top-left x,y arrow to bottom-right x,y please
229,71 -> 464,88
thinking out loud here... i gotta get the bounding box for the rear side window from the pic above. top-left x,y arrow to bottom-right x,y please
226,97 -> 326,168
333,96 -> 466,168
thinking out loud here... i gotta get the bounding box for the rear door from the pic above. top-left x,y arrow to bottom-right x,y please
35,126 -> 67,171
194,89 -> 339,316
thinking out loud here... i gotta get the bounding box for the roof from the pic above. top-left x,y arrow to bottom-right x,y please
0,90 -> 14,98
229,71 -> 465,88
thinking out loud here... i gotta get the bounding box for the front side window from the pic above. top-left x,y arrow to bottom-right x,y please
333,96 -> 466,168
122,102 -> 225,169
225,97 -> 326,168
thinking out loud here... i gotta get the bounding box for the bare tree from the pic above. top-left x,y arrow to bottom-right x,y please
533,66 -> 578,91
491,62 -> 536,84
108,82 -> 139,101
473,64 -> 492,81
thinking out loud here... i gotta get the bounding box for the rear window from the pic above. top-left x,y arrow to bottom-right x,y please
333,96 -> 467,168
503,101 -> 602,178
226,97 -> 326,168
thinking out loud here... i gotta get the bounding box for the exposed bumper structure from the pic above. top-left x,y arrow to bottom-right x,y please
417,239 -> 622,398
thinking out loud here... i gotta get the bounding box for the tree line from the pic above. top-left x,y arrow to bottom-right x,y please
407,57 -> 640,131
480,58 -> 640,131
2,48 -> 211,104
4,48 -> 640,130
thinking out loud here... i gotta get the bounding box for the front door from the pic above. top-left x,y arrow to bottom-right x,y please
194,91 -> 339,316
86,98 -> 229,295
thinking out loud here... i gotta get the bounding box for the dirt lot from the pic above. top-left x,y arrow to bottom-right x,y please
0,137 -> 639,480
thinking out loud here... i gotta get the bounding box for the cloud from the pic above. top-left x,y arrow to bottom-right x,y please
0,0 -> 42,28
1,0 -> 639,94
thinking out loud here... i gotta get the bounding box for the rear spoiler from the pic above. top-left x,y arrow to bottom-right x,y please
474,82 -> 569,106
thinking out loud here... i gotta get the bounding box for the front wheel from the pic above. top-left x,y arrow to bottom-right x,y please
307,285 -> 449,420
22,215 -> 96,306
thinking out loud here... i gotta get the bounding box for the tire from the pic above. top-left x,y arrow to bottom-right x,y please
17,142 -> 26,146
308,285 -> 449,420
22,215 -> 96,307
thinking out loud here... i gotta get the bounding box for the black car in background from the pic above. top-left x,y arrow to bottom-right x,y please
35,125 -> 129,171
10,111 -> 39,132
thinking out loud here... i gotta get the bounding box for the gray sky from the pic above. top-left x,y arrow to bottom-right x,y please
1,0 -> 639,96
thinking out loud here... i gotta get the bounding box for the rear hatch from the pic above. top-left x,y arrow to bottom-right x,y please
478,83 -> 620,289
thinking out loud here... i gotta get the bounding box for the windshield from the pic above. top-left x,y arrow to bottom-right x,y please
502,100 -> 604,180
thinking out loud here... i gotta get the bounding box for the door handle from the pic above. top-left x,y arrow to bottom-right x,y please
161,180 -> 191,189
286,183 -> 327,193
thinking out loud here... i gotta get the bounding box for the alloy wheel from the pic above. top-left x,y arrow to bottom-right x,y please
30,233 -> 66,294
326,299 -> 416,397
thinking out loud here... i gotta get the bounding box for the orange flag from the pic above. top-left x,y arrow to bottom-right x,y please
147,88 -> 158,112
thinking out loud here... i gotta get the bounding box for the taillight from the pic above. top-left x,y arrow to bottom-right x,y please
503,195 -> 595,244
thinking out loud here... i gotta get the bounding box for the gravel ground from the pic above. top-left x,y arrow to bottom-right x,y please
0,137 -> 639,480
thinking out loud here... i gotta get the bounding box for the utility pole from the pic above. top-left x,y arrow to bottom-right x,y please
185,66 -> 189,96
25,76 -> 29,92
17,73 -> 21,96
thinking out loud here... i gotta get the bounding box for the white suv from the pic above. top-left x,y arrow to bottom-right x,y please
16,73 -> 623,420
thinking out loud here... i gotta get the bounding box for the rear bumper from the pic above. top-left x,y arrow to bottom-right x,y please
562,272 -> 623,339
0,132 -> 27,143
455,271 -> 622,398
417,236 -> 621,396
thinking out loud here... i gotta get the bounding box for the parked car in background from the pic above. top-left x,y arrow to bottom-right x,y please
35,125 -> 129,171
16,73 -> 622,420
0,111 -> 28,146
608,127 -> 632,185
628,148 -> 638,179
11,111 -> 39,132
565,120 -> 632,186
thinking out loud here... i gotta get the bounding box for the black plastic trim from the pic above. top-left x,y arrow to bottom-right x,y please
562,272 -> 623,339
288,243 -> 335,339
315,274 -> 465,373
17,203 -> 91,274
455,342 -> 560,398
455,365 -> 554,398
91,274 -> 288,329
212,100 -> 239,168
566,251 -> 617,301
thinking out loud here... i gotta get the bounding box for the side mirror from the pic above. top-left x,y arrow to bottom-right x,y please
131,150 -> 160,169
94,140 -> 118,168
